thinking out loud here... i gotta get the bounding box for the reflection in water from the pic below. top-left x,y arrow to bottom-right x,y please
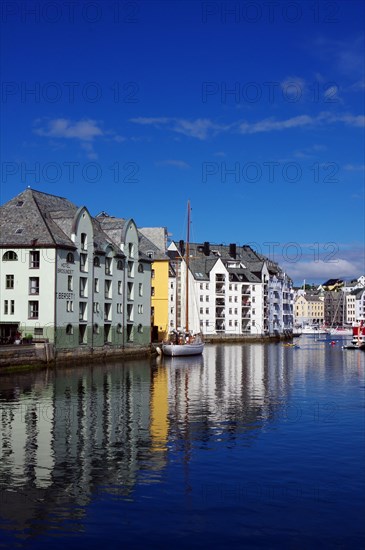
0,339 -> 364,544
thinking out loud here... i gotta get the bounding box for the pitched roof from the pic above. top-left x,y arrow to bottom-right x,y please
0,188 -> 75,247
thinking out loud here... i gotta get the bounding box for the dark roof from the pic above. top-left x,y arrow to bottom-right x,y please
322,278 -> 343,286
0,188 -> 76,247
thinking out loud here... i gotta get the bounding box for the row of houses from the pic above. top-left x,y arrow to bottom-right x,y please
293,277 -> 365,327
0,188 -> 303,352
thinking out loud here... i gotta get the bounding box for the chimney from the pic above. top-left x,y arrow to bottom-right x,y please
229,243 -> 236,259
203,241 -> 210,256
179,240 -> 185,256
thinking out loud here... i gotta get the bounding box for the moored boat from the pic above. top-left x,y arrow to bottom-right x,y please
351,322 -> 365,350
161,201 -> 204,357
328,326 -> 353,336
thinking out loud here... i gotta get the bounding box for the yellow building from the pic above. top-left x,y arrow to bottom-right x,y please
294,293 -> 324,325
139,227 -> 170,341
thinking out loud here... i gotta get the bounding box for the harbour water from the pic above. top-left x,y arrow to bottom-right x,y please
0,337 -> 364,549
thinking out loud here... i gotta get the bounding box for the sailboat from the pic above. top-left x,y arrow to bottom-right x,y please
161,201 -> 204,357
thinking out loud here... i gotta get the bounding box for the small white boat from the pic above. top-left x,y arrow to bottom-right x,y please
301,324 -> 327,335
328,327 -> 353,336
161,201 -> 204,358
162,339 -> 204,357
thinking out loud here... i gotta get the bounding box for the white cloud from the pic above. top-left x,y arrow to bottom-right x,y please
130,111 -> 364,140
34,118 -> 103,141
130,116 -> 232,140
285,259 -> 361,282
33,118 -> 126,158
238,111 -> 364,134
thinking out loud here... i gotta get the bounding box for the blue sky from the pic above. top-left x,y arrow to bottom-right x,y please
1,0 -> 364,284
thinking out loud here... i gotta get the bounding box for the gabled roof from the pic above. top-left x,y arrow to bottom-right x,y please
0,188 -> 76,248
138,231 -> 169,261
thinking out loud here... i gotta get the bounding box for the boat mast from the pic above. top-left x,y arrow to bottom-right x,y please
185,200 -> 190,333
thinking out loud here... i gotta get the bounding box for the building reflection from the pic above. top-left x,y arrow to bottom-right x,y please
0,341 -> 362,537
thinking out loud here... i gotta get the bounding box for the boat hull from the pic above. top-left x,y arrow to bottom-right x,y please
328,328 -> 353,336
162,342 -> 204,356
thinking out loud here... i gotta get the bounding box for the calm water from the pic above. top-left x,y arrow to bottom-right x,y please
0,337 -> 364,549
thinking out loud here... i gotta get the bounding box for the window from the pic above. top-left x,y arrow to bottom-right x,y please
10,300 -> 14,314
137,324 -> 143,333
151,287 -> 155,296
118,281 -> 122,295
206,295 -> 209,301
138,304 -> 143,314
151,269 -> 155,279
128,243 -> 134,258
138,264 -> 144,273
200,296 -> 203,302
104,303 -> 111,321
29,251 -> 40,269
94,278 -> 99,293
128,261 -> 134,277
105,257 -> 112,275
105,280 -> 111,299
66,324 -> 73,335
200,283 -> 203,290
67,276 -> 73,291
93,323 -> 100,334
29,301 -> 39,319
79,302 -> 87,321
116,323 -> 122,334
117,260 -> 123,270
81,233 -> 87,251
34,327 -> 43,336
139,283 -> 143,296
4,301 -> 8,314
80,277 -> 87,298
117,303 -> 122,314
80,253 -> 87,272
206,308 -> 209,314
2,251 -> 18,261
66,300 -> 74,312
94,256 -> 100,267
6,275 -> 14,289
67,252 -> 74,263
93,302 -> 99,313
29,277 -> 39,294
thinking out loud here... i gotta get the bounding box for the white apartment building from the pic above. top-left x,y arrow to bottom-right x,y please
167,241 -> 293,337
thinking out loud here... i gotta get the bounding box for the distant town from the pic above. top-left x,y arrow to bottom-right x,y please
1,188 -> 364,363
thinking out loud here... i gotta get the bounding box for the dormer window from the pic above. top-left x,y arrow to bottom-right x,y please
16,201 -> 24,207
15,228 -> 23,234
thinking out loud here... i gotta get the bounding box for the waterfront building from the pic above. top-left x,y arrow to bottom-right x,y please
167,241 -> 293,337
139,227 -> 170,342
353,287 -> 365,321
0,189 -> 152,349
294,293 -> 324,326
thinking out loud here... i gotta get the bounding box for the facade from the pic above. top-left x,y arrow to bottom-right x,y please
0,189 -> 151,349
167,241 -> 293,337
294,293 -> 324,326
139,227 -> 170,342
